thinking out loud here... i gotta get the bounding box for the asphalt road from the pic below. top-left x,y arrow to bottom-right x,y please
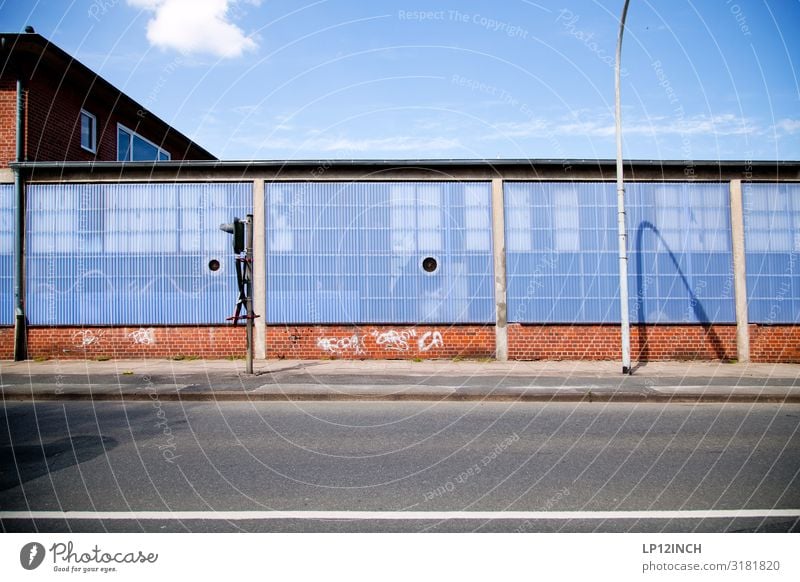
1,400 -> 798,532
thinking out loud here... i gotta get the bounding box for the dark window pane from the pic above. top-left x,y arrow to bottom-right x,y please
80,112 -> 94,151
117,128 -> 131,161
131,135 -> 159,161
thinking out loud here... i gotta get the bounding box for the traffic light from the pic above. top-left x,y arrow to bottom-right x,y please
220,217 -> 245,254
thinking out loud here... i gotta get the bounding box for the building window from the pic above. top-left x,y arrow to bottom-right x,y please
80,110 -> 97,153
117,124 -> 171,161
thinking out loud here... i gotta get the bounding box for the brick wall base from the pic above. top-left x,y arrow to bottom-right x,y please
750,325 -> 800,363
0,323 -> 797,362
0,327 -> 12,360
508,324 -> 739,361
1,326 -> 245,360
266,325 -> 495,360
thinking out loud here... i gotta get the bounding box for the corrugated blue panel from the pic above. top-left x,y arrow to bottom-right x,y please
26,183 -> 251,325
266,181 -> 494,324
0,185 -> 14,325
743,183 -> 800,323
506,182 -> 735,323
627,182 -> 734,323
506,182 -> 619,323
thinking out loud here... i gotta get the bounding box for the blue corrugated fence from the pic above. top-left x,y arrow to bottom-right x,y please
505,182 -> 735,323
265,181 -> 495,324
26,183 -> 251,325
0,184 -> 13,325
743,183 -> 800,323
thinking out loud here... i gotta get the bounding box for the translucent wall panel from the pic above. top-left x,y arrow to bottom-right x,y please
627,182 -> 734,323
26,183 -> 251,325
506,182 -> 734,323
743,183 -> 800,323
266,182 -> 494,324
506,182 -> 619,322
0,185 -> 13,325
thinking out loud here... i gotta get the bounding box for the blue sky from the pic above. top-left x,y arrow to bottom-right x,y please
1,0 -> 798,160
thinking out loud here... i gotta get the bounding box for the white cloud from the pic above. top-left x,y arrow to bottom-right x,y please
228,134 -> 463,156
127,0 -> 257,58
487,113 -> 757,141
775,119 -> 800,135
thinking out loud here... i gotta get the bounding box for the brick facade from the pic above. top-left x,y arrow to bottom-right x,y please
0,33 -> 214,168
266,325 -> 495,360
508,324 -> 738,361
0,326 -> 244,360
0,79 -> 16,169
0,324 -> 797,362
750,325 -> 800,363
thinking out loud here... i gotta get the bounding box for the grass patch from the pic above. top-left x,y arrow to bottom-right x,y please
95,356 -> 111,362
122,370 -> 134,376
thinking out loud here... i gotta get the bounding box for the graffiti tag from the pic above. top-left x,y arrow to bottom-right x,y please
71,329 -> 106,348
128,327 -> 156,345
418,331 -> 444,352
317,334 -> 365,356
371,329 -> 417,351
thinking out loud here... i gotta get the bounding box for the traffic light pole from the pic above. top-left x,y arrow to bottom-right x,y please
220,215 -> 257,375
245,213 -> 254,375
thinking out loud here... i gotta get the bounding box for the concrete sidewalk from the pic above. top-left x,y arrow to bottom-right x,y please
1,358 -> 798,403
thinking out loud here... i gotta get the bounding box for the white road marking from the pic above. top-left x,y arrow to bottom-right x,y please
1,509 -> 798,521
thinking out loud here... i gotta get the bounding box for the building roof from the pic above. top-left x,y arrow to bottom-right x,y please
0,31 -> 216,160
11,158 -> 800,183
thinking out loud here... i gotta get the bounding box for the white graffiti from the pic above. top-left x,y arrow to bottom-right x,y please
71,329 -> 105,348
418,331 -> 444,352
371,329 -> 417,351
317,334 -> 365,355
128,327 -> 156,345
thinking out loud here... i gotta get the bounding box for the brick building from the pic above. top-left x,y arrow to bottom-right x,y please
0,30 -> 215,170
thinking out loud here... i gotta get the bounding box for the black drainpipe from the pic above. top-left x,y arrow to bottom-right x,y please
13,77 -> 27,360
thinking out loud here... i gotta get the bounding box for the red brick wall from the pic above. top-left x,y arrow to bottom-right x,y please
23,75 -> 212,165
6,326 -> 245,360
0,80 -> 16,168
0,326 -> 12,360
0,72 -> 213,168
0,324 -> 797,362
750,325 -> 800,363
508,324 -> 738,361
267,325 -> 495,360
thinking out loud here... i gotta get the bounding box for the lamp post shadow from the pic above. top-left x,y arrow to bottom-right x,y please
632,221 -> 726,370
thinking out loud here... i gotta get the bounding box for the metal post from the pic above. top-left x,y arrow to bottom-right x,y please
615,0 -> 632,374
13,78 -> 27,361
245,213 -> 254,374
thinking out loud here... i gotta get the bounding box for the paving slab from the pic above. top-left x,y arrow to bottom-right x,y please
0,359 -> 798,403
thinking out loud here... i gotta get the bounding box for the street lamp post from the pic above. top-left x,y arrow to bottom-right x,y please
616,0 -> 632,374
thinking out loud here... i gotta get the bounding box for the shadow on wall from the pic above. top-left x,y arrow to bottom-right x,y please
634,220 -> 726,361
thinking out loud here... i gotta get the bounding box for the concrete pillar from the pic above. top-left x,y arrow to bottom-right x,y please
253,179 -> 267,359
492,178 -> 508,361
729,179 -> 750,363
